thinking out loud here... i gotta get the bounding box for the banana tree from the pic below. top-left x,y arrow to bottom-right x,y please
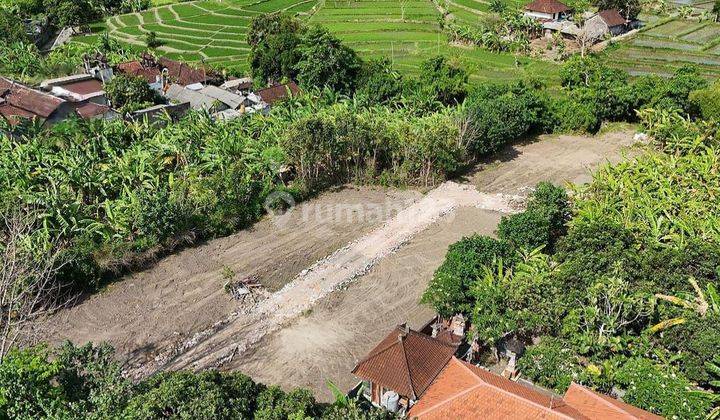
649,277 -> 719,333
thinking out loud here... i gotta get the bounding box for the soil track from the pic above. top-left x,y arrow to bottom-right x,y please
39,130 -> 637,397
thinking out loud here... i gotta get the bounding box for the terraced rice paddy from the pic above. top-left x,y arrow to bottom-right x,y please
309,0 -> 555,81
95,0 -> 317,69
604,18 -> 720,78
83,0 -> 558,82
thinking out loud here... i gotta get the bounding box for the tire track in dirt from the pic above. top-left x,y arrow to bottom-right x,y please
154,183 -> 523,374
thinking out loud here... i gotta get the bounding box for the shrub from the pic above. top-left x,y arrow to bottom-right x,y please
545,96 -> 600,133
690,81 -> 720,121
659,314 -> 720,385
517,337 -> 581,393
497,210 -> 550,251
104,73 -> 156,113
526,182 -> 571,248
614,357 -> 711,419
421,235 -> 515,317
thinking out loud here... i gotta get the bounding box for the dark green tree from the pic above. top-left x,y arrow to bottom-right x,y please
104,74 -> 156,113
248,12 -> 304,84
295,26 -> 362,94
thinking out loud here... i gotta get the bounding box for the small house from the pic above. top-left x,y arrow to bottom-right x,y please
524,0 -> 571,21
117,54 -> 215,90
1,77 -> 73,126
585,9 -> 629,38
351,324 -> 458,414
256,81 -> 301,107
165,84 -> 226,113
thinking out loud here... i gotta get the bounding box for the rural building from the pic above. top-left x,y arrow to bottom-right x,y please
40,74 -> 116,121
198,85 -> 247,110
165,84 -> 226,112
351,324 -> 459,414
256,81 -> 301,106
584,9 -> 629,38
357,321 -> 665,419
524,0 -> 571,21
117,54 -> 214,90
407,359 -> 664,419
0,77 -> 74,126
220,77 -> 254,94
129,102 -> 191,124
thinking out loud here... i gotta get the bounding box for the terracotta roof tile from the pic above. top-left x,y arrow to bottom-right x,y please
117,57 -> 209,86
352,325 -> 458,399
563,383 -> 663,419
71,102 -> 110,119
61,79 -> 104,96
409,358 -> 586,420
524,0 -> 571,13
598,9 -> 628,27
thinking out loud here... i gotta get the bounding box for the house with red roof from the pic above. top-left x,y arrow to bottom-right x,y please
116,54 -> 214,90
524,0 -> 571,21
356,323 -> 665,419
351,324 -> 459,413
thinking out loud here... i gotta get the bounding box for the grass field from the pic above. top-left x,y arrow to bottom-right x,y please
604,17 -> 720,79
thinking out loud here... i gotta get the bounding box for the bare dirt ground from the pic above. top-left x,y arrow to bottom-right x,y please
38,187 -> 420,361
38,129 -> 638,399
223,130 -> 639,401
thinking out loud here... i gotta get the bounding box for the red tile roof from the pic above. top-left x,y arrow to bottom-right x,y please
563,383 -> 663,420
0,77 -> 65,119
598,9 -> 628,27
409,358 -> 585,420
256,81 -> 300,105
524,0 -> 571,13
352,325 -> 458,400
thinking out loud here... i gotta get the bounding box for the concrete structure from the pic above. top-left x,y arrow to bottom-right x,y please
585,9 -> 629,38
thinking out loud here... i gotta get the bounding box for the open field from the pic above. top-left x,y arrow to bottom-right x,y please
604,17 -> 720,78
39,129 -> 637,399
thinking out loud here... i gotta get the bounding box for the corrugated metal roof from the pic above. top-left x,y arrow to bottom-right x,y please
165,84 -> 217,110
0,77 -> 65,119
200,85 -> 245,109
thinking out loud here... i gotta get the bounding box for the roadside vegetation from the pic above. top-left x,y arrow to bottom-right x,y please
421,75 -> 720,419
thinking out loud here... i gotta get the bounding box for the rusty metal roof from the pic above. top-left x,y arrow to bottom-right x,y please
524,0 -> 571,13
0,77 -> 65,119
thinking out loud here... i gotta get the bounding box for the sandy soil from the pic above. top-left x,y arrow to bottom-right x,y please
38,187 -> 420,361
38,129 -> 638,398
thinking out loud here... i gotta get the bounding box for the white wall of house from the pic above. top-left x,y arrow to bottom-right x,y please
525,10 -> 556,20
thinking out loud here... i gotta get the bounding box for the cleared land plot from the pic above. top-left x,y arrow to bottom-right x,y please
604,18 -> 720,78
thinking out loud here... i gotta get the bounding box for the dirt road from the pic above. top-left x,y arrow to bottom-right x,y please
40,130 -> 637,397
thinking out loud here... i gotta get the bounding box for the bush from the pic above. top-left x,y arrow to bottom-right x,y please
517,337 -> 581,393
690,81 -> 720,121
463,83 -> 544,155
526,182 -> 570,248
545,96 -> 600,133
295,26 -> 361,94
421,235 -> 515,317
659,314 -> 720,385
614,357 -> 712,419
104,73 -> 157,113
497,210 -> 550,251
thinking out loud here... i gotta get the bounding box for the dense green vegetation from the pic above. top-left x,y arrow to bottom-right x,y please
0,342 -> 393,419
421,59 -> 720,418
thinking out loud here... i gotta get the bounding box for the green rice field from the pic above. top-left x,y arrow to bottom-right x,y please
78,0 -> 720,83
83,0 -> 558,82
604,17 -> 720,79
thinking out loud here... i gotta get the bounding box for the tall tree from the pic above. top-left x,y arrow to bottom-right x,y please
294,26 -> 361,94
247,13 -> 304,84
